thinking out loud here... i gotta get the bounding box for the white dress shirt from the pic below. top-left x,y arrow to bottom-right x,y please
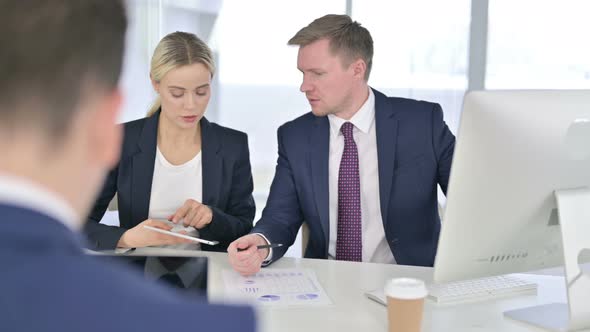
327,89 -> 396,264
0,174 -> 79,230
148,147 -> 202,250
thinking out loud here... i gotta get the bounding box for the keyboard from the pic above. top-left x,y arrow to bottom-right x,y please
366,275 -> 537,305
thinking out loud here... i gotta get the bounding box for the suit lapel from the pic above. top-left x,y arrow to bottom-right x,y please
310,116 -> 330,249
131,112 -> 159,224
374,89 -> 399,225
201,117 -> 222,206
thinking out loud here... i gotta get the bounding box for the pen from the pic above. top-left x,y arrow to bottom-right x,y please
237,243 -> 283,252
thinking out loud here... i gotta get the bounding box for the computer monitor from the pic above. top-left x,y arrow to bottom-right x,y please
433,90 -> 590,331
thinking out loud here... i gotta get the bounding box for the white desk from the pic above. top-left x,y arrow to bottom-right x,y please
112,248 -> 576,332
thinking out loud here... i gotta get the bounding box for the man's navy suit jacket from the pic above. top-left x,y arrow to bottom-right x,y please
0,204 -> 255,332
85,111 -> 255,251
253,88 -> 455,267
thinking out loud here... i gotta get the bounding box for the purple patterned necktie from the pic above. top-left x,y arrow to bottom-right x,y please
336,122 -> 362,261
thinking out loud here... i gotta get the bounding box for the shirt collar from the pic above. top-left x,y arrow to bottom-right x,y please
327,88 -> 375,137
0,174 -> 80,230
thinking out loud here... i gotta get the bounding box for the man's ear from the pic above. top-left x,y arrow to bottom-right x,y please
351,58 -> 367,80
88,88 -> 123,169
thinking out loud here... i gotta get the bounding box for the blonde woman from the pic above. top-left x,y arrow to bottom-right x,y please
85,32 -> 255,251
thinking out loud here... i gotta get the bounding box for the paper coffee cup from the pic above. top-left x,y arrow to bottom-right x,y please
384,278 -> 428,332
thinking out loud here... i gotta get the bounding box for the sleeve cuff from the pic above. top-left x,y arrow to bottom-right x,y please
253,232 -> 273,263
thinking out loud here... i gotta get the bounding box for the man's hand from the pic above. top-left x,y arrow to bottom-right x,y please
227,234 -> 270,276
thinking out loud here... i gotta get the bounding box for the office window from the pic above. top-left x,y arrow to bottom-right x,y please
214,1 -> 346,257
486,0 -> 590,89
119,0 -> 156,123
120,0 -> 345,257
213,0 -> 346,214
120,0 -> 222,123
352,0 -> 471,133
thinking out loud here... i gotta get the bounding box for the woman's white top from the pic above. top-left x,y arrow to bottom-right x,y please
148,146 -> 202,250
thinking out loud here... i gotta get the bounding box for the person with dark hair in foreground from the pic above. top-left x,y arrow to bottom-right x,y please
0,1 -> 256,331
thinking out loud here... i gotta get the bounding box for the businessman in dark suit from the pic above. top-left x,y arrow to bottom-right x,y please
0,1 -> 255,331
228,14 -> 455,275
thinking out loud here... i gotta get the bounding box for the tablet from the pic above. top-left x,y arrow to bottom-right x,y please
94,254 -> 208,297
143,225 -> 219,246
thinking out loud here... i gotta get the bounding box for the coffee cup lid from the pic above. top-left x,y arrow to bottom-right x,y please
384,278 -> 428,300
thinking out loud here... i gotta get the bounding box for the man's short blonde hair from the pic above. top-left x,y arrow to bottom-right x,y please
288,14 -> 373,81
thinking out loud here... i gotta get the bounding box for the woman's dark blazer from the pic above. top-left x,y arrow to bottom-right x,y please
84,111 -> 255,251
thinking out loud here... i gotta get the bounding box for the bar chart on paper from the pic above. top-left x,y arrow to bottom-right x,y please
222,268 -> 333,306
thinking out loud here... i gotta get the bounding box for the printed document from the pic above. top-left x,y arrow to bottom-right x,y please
222,268 -> 333,306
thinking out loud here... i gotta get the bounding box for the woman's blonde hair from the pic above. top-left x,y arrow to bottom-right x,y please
147,31 -> 215,116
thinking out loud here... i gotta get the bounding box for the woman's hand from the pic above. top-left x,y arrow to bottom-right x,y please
169,199 -> 213,229
117,219 -> 192,248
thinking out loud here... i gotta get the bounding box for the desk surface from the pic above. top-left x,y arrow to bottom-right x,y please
112,247 -> 573,332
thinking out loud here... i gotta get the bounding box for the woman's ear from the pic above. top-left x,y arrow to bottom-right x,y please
150,74 -> 160,94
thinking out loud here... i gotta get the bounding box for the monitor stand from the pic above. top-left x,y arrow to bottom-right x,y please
504,188 -> 590,331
